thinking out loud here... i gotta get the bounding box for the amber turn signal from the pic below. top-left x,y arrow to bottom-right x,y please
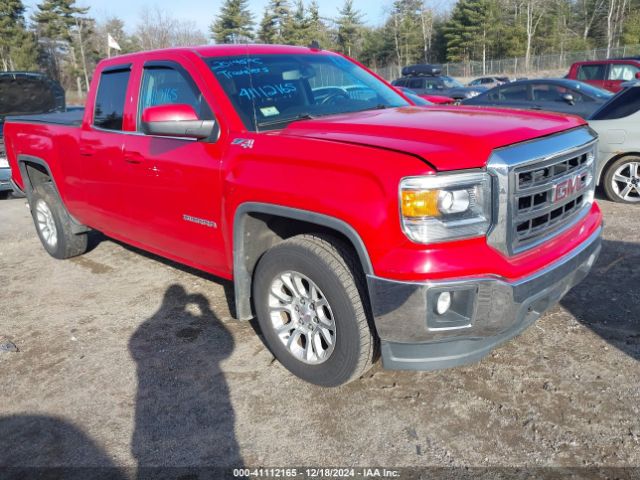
401,190 -> 440,218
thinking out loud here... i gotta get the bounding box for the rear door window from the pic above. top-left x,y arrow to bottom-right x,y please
577,64 -> 606,81
94,68 -> 130,131
407,78 -> 424,89
499,84 -> 529,101
591,88 -> 640,120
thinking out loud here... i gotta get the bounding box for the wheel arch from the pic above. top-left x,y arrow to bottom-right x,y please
232,202 -> 373,320
17,154 -> 58,199
17,154 -> 89,234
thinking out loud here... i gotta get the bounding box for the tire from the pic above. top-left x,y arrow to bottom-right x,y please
603,156 -> 640,204
30,182 -> 88,259
0,191 -> 10,200
252,234 -> 376,387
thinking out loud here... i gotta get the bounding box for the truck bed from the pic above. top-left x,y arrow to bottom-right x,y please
7,109 -> 84,127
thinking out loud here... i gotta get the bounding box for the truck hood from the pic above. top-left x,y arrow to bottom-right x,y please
283,106 -> 586,171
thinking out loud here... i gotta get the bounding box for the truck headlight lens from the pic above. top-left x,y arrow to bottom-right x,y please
400,172 -> 492,243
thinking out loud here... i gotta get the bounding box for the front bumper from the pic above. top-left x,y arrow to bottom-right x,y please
367,227 -> 602,371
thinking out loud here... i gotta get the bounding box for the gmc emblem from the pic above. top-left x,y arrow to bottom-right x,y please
553,174 -> 587,203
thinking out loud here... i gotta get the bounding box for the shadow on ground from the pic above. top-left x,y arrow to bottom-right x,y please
0,284 -> 242,479
0,414 -> 127,479
561,239 -> 640,361
130,283 -> 242,477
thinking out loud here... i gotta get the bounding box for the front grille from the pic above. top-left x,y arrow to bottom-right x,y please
512,152 -> 594,252
487,128 -> 598,257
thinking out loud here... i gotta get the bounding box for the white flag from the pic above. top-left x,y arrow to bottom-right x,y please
107,34 -> 121,51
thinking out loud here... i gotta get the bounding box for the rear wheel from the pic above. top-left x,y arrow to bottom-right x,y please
603,156 -> 640,203
0,191 -> 10,200
252,234 -> 376,387
30,182 -> 88,259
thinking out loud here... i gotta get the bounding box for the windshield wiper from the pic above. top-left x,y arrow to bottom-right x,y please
257,113 -> 316,129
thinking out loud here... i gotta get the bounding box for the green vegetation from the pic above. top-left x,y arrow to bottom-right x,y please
1,0 -> 639,98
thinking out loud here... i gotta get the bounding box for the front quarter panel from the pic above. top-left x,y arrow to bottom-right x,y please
222,133 -> 434,275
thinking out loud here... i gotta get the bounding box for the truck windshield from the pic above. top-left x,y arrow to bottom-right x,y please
208,53 -> 409,131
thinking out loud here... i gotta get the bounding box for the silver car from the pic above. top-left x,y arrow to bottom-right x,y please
589,82 -> 640,203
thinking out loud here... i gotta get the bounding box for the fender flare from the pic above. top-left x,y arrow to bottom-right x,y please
17,154 -> 89,234
17,154 -> 59,200
233,202 -> 374,320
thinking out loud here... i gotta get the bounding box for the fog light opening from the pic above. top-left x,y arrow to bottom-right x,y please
436,292 -> 452,315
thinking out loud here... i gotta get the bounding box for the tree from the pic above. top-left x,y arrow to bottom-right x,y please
523,0 -> 550,69
258,0 -> 291,43
211,0 -> 255,44
444,0 -> 497,65
97,16 -> 139,56
0,0 -> 39,71
135,7 -> 207,51
33,0 -> 89,97
283,0 -> 310,44
336,0 -> 364,57
306,0 -> 338,49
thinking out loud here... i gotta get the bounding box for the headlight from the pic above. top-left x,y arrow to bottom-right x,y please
400,172 -> 492,243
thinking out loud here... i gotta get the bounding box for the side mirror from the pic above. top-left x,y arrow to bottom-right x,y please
636,72 -> 640,80
141,104 -> 216,140
561,93 -> 575,105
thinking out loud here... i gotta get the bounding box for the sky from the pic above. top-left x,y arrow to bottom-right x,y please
22,0 -> 396,36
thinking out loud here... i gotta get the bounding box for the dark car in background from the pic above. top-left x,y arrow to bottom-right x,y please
462,78 -> 612,118
394,86 -> 455,105
566,58 -> 640,92
0,72 -> 65,198
391,64 -> 487,101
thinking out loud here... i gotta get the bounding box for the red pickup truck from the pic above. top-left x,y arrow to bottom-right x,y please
5,45 -> 602,386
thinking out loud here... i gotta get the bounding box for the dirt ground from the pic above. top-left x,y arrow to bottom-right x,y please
0,191 -> 639,478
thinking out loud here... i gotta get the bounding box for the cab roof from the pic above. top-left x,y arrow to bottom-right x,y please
102,44 -> 330,64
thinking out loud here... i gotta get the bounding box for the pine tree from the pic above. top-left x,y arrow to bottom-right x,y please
336,0 -> 364,57
257,0 -> 290,44
33,0 -> 89,90
306,0 -> 336,49
443,0 -> 495,63
283,0 -> 310,45
211,0 -> 255,44
0,0 -> 39,71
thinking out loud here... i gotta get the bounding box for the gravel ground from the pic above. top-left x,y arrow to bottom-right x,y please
0,192 -> 638,478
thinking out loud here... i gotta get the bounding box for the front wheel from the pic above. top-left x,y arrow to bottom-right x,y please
252,234 -> 376,387
603,156 -> 640,203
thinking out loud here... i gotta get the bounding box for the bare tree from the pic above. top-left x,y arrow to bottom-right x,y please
523,0 -> 548,70
135,6 -> 207,51
606,0 -> 629,56
420,1 -> 434,62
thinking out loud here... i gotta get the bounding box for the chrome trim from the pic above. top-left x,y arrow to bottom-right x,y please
367,226 -> 601,344
486,127 -> 598,257
90,125 -> 199,142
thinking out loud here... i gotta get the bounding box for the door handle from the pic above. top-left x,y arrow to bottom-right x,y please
124,152 -> 145,164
